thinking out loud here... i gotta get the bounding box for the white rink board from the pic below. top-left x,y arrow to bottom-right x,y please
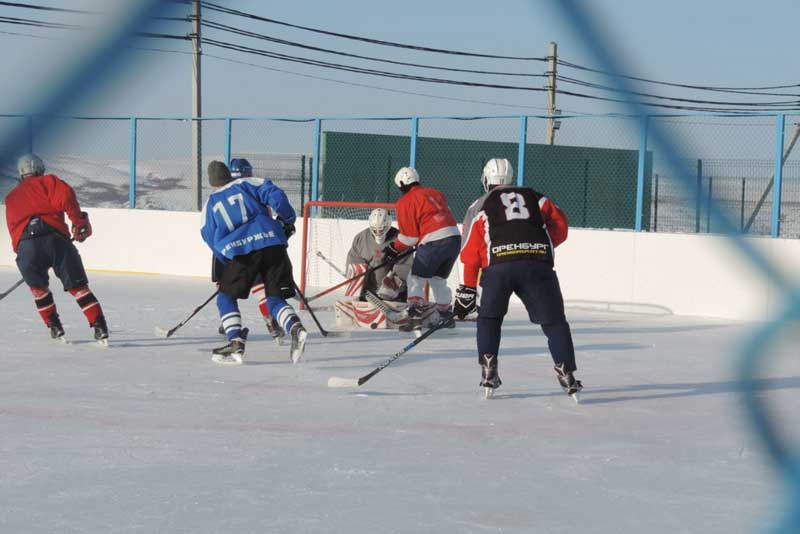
2,205 -> 799,320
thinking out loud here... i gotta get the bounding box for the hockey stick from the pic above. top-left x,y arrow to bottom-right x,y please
315,251 -> 347,278
0,278 -> 25,302
308,247 -> 414,303
155,289 -> 219,338
327,316 -> 454,388
293,282 -> 350,338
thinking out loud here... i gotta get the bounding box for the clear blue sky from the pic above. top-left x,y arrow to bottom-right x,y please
0,0 -> 798,119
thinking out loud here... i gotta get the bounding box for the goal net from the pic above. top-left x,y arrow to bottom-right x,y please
300,201 -> 397,304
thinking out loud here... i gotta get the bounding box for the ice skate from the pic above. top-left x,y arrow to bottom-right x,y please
399,306 -> 423,333
91,315 -> 109,347
212,327 -> 248,365
479,353 -> 502,399
437,308 -> 456,329
289,322 -> 307,364
47,314 -> 66,343
554,363 -> 582,403
266,316 -> 285,346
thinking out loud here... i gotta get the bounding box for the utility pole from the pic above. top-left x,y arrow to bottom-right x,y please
191,0 -> 202,211
545,41 -> 558,145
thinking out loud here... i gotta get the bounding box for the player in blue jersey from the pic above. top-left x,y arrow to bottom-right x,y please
201,160 -> 307,365
211,158 -> 284,346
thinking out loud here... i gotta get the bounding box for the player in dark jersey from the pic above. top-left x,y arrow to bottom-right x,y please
4,154 -> 108,344
458,158 -> 582,400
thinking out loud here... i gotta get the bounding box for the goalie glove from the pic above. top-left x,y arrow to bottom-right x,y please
453,284 -> 477,319
377,271 -> 404,301
71,211 -> 92,242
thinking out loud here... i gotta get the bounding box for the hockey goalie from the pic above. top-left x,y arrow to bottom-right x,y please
334,209 -> 434,329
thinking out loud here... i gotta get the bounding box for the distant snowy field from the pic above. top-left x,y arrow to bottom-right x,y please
0,153 -> 307,212
0,267 -> 797,533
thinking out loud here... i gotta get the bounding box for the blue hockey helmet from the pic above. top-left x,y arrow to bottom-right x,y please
229,158 -> 253,178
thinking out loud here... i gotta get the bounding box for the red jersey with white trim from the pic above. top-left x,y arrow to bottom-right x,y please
5,174 -> 84,252
460,186 -> 568,287
394,184 -> 459,251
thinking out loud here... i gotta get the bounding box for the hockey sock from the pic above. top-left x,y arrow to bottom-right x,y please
30,286 -> 58,325
68,285 -> 103,325
267,297 -> 300,333
476,316 -> 503,363
251,283 -> 271,319
217,292 -> 242,341
542,320 -> 577,372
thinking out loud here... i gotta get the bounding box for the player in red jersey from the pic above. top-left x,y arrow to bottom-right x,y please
458,158 -> 581,400
4,154 -> 108,344
382,167 -> 460,331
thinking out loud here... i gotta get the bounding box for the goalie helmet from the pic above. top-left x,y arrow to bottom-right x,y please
368,208 -> 392,244
394,167 -> 420,189
481,158 -> 514,192
17,153 -> 45,178
229,158 -> 253,178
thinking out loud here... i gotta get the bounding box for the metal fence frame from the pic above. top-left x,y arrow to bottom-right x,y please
2,111 -> 798,238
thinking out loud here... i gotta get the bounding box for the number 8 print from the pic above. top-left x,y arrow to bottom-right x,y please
499,192 -> 530,221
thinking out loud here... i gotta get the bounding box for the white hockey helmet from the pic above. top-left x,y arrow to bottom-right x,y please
368,208 -> 393,244
17,153 -> 45,178
394,166 -> 420,189
481,158 -> 514,192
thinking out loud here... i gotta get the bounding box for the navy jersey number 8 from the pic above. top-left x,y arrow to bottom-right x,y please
499,191 -> 530,221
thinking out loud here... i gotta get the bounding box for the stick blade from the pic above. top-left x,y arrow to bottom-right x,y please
327,376 -> 359,388
154,326 -> 171,338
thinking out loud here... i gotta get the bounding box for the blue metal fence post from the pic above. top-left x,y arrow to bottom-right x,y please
771,114 -> 786,238
311,118 -> 322,204
635,114 -> 649,231
409,117 -> 419,167
517,116 -> 527,186
224,117 -> 232,165
26,115 -> 33,153
129,117 -> 137,209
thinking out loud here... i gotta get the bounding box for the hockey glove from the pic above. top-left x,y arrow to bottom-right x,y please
453,284 -> 477,319
377,271 -> 404,301
71,212 -> 92,242
281,222 -> 296,239
381,242 -> 401,265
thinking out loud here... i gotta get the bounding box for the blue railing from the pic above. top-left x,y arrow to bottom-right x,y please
2,111 -> 799,238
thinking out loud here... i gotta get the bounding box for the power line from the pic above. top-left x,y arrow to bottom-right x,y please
0,16 -> 190,39
0,25 -> 566,112
202,19 -> 547,78
202,38 -> 549,92
0,1 -> 94,14
201,0 -> 546,62
201,52 -> 568,113
557,75 -> 800,108
0,1 -> 189,21
202,38 -> 800,112
557,59 -> 800,95
0,14 -> 79,29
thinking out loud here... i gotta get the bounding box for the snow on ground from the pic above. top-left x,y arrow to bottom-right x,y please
0,267 -> 797,533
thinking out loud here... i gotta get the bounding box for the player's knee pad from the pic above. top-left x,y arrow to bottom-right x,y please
429,276 -> 452,305
407,274 -> 427,299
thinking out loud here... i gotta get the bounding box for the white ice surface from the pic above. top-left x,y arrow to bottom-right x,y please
0,267 -> 797,534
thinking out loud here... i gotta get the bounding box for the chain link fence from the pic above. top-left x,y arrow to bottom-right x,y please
1,113 -> 798,239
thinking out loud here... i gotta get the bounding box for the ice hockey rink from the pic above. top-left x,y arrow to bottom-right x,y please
0,267 -> 797,534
